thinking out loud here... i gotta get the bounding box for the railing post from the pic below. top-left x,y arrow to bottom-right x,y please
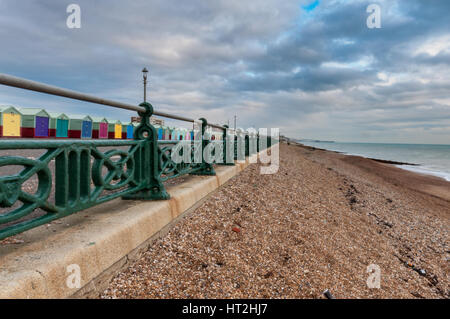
234,128 -> 246,162
122,102 -> 170,200
249,131 -> 257,156
257,133 -> 260,152
220,124 -> 235,166
191,118 -> 216,176
245,133 -> 250,157
234,133 -> 238,160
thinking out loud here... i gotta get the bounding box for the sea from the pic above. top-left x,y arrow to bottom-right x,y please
298,141 -> 450,182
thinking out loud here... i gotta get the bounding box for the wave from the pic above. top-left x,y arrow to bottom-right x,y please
396,165 -> 450,182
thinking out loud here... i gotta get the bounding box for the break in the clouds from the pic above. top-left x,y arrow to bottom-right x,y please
0,0 -> 449,143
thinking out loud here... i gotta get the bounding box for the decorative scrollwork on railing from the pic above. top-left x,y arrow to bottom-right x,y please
0,155 -> 54,224
92,149 -> 136,190
157,142 -> 202,181
0,140 -> 147,239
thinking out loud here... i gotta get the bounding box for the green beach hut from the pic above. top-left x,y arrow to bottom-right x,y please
19,108 -> 50,138
48,112 -> 69,138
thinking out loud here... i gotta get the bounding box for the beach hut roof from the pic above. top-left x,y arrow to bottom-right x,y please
70,114 -> 93,121
91,116 -> 108,123
19,108 -> 50,117
0,105 -> 21,114
48,112 -> 69,120
122,121 -> 131,126
107,119 -> 122,124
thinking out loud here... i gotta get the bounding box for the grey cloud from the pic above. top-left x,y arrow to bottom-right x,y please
0,0 -> 448,143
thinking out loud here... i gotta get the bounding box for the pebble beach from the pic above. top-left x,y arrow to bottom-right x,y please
101,142 -> 449,299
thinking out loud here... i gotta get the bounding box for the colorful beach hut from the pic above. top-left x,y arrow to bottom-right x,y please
171,128 -> 177,140
168,127 -> 174,140
20,108 -> 50,138
162,126 -> 170,140
122,122 -> 133,139
186,129 -> 192,140
152,124 -> 162,140
107,119 -> 122,139
48,112 -> 69,138
182,129 -> 187,140
179,128 -> 185,140
176,128 -> 182,140
68,115 -> 93,139
91,117 -> 108,139
156,125 -> 164,140
0,106 -> 22,137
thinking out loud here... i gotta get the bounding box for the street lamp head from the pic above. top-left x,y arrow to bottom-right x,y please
142,67 -> 148,80
142,67 -> 149,102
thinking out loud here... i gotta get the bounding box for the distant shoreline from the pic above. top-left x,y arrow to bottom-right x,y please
294,142 -> 420,166
293,142 -> 448,186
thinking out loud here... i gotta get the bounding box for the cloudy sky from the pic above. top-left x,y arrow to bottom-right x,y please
0,0 -> 449,143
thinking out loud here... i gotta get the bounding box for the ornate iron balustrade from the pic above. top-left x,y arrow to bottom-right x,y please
157,141 -> 202,180
0,102 -> 168,239
0,73 -> 276,240
0,139 -> 144,239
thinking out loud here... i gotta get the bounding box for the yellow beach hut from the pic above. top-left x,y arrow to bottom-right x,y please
0,106 -> 22,137
107,119 -> 122,139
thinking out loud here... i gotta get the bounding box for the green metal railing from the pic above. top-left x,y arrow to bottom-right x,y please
0,73 -> 276,240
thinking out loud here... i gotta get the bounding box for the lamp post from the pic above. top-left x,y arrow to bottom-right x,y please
142,67 -> 148,102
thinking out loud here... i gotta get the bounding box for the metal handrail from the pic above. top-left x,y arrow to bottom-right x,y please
0,73 -> 226,130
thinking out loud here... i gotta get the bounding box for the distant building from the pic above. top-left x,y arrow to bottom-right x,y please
151,117 -> 164,126
131,116 -> 164,126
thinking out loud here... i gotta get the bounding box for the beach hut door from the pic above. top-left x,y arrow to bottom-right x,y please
81,121 -> 92,138
114,124 -> 122,139
127,125 -> 133,139
35,116 -> 49,137
3,113 -> 21,137
99,122 -> 108,138
56,118 -> 69,137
